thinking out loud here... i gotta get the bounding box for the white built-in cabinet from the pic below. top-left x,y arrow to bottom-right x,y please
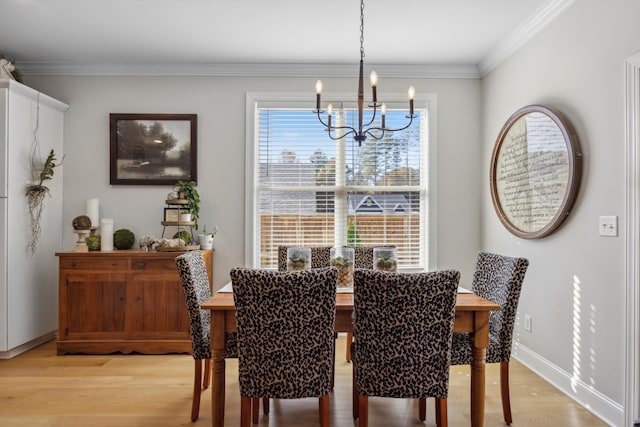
0,80 -> 68,358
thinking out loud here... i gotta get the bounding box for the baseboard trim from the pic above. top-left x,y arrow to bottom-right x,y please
514,343 -> 623,426
0,331 -> 57,359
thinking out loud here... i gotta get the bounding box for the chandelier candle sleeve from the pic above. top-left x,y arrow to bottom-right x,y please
370,71 -> 378,104
315,80 -> 322,111
381,104 -> 386,128
408,86 -> 415,116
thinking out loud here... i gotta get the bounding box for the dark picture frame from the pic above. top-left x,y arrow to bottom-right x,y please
110,113 -> 197,185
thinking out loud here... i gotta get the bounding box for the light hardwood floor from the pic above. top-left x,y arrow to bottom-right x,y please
0,334 -> 606,427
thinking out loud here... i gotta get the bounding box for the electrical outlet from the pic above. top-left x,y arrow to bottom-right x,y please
599,215 -> 618,237
524,315 -> 532,332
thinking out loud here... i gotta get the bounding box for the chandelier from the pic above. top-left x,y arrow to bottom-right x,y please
314,0 -> 416,146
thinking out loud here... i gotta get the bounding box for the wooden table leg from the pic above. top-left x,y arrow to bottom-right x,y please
470,311 -> 490,427
211,311 -> 226,427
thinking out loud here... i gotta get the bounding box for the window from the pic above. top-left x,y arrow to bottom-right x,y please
246,93 -> 433,271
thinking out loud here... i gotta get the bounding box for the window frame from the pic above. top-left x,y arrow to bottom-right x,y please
245,91 -> 438,271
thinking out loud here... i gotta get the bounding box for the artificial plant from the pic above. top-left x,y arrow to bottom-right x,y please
25,149 -> 61,254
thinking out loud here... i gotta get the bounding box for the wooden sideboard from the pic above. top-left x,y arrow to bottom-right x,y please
55,249 -> 213,355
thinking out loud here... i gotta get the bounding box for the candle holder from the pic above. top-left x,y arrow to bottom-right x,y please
73,229 -> 91,252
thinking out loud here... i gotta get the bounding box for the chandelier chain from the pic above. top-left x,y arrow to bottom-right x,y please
360,0 -> 365,61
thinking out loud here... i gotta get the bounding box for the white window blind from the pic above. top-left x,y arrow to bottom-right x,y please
250,97 -> 429,270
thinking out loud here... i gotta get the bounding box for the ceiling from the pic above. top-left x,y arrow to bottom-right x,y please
0,0 -> 574,77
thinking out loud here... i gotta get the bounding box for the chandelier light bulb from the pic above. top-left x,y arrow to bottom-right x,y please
369,71 -> 378,86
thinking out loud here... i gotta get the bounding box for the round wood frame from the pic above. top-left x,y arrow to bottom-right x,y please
490,105 -> 582,239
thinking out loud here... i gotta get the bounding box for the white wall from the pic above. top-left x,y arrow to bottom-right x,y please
482,0 -> 640,424
24,75 -> 482,289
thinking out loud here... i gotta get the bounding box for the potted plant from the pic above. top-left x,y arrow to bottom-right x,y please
179,210 -> 192,222
198,224 -> 217,250
26,149 -> 62,254
175,180 -> 200,229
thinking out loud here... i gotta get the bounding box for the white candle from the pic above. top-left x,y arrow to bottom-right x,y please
100,218 -> 114,251
86,198 -> 99,229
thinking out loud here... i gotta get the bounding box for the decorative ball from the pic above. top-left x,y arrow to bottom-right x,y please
173,230 -> 192,245
113,228 -> 135,250
72,215 -> 92,230
167,191 -> 178,200
85,235 -> 101,251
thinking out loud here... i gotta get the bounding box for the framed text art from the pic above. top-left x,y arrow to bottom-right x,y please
110,113 -> 197,185
490,105 -> 582,239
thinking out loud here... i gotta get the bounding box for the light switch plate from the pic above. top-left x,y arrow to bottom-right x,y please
599,216 -> 618,237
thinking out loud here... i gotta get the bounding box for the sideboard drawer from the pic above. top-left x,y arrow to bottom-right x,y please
131,257 -> 178,271
60,258 -> 129,270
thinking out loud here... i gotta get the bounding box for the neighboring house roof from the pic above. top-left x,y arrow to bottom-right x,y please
347,194 -> 411,214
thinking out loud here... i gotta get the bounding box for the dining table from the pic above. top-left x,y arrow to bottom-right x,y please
201,285 -> 500,427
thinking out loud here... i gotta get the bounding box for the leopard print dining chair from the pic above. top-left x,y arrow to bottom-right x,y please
175,251 -> 238,422
449,252 -> 529,425
351,268 -> 460,427
277,245 -> 378,362
231,266 -> 338,427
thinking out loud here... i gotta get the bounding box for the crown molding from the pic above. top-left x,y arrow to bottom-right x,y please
19,62 -> 481,79
17,0 -> 574,80
478,0 -> 576,76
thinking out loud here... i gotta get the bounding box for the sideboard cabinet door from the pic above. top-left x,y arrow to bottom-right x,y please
62,272 -> 127,340
127,272 -> 190,340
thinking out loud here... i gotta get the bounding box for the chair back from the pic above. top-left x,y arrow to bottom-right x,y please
175,251 -> 212,361
277,245 -> 332,271
352,268 -> 460,399
352,246 -> 374,269
471,252 -> 529,360
231,266 -> 338,399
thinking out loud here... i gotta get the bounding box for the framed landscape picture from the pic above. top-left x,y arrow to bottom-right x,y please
110,113 -> 197,185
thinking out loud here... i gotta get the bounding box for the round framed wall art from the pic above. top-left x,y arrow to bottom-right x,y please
490,105 -> 582,239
